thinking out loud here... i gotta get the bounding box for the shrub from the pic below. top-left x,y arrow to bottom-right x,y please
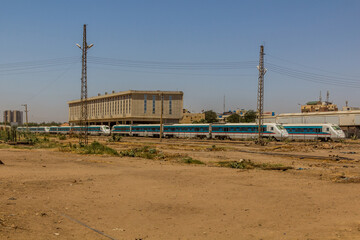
182,157 -> 204,164
81,141 -> 119,156
58,135 -> 67,140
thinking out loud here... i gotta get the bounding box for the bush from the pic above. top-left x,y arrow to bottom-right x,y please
120,146 -> 164,159
182,156 -> 204,164
109,135 -> 121,142
81,141 -> 119,156
58,135 -> 67,140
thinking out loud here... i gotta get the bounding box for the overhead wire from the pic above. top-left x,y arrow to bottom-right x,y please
267,63 -> 360,88
88,56 -> 257,70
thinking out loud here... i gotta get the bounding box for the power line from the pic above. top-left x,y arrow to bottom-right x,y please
88,56 -> 257,70
266,53 -> 360,79
267,64 -> 360,88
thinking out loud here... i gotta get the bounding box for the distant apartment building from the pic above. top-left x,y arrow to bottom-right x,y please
68,90 -> 183,126
3,110 -> 23,126
301,101 -> 338,113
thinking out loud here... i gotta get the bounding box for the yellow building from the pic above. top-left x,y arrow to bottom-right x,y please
180,111 -> 205,123
68,90 -> 183,125
301,101 -> 338,113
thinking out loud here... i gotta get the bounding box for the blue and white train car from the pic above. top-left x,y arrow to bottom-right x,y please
131,124 -> 161,137
17,126 -> 50,133
71,125 -> 110,136
211,123 -> 288,140
283,124 -> 345,141
49,125 -> 110,135
49,126 -> 71,134
112,125 -> 132,136
163,124 -> 210,138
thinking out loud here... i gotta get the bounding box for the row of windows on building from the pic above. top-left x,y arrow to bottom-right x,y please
144,95 -> 172,114
70,95 -> 132,119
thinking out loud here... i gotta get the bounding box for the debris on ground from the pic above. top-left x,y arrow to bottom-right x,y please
333,176 -> 360,183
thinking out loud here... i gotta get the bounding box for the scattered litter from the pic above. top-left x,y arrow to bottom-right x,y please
8,197 -> 17,200
0,160 -> 4,165
112,228 -> 125,231
341,152 -> 356,154
333,176 -> 360,183
54,233 -> 60,236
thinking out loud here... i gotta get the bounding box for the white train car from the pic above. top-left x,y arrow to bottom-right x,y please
17,126 -> 50,133
131,124 -> 161,137
163,124 -> 211,138
283,124 -> 345,141
112,125 -> 132,136
211,123 -> 288,140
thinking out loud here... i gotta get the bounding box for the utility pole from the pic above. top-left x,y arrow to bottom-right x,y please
159,93 -> 163,142
76,24 -> 94,145
22,104 -> 29,132
223,95 -> 225,113
256,45 -> 266,145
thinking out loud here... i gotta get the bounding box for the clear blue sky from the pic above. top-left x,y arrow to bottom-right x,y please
1,0 -> 360,122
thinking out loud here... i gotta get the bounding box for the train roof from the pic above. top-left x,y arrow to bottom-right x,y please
212,123 -> 275,126
282,123 -> 338,126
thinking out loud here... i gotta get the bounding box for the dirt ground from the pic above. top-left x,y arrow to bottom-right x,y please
1,137 -> 360,240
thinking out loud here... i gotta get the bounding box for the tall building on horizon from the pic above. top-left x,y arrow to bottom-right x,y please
3,110 -> 23,126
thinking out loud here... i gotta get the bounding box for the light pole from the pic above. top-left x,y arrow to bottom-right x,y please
21,104 -> 29,132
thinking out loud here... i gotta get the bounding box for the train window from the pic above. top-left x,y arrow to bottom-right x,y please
326,128 -> 329,131
195,128 -> 199,131
270,127 -> 274,131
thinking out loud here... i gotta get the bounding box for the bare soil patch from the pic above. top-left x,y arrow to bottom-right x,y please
1,137 -> 360,239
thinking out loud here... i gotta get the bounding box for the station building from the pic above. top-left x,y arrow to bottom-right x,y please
68,90 -> 183,126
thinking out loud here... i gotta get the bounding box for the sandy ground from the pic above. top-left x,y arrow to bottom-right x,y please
1,137 -> 360,239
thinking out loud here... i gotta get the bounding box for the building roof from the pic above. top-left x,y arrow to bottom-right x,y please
68,90 -> 183,104
264,110 -> 360,118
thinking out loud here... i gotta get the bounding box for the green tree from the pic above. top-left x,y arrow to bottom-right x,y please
241,110 -> 257,123
226,113 -> 240,123
204,110 -> 218,123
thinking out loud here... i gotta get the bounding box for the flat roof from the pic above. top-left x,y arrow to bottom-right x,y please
263,110 -> 360,118
68,90 -> 183,104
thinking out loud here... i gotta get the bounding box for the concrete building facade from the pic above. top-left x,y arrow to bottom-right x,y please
68,90 -> 183,126
3,110 -> 23,126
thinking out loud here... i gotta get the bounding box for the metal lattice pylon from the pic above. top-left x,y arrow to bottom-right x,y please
257,45 -> 266,144
78,24 -> 94,145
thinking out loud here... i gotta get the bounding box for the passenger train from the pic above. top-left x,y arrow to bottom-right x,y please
17,123 -> 346,141
17,125 -> 111,135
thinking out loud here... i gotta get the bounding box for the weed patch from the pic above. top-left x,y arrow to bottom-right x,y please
207,145 -> 225,151
120,146 -> 164,159
181,157 -> 204,165
59,141 -> 119,156
217,159 -> 292,171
